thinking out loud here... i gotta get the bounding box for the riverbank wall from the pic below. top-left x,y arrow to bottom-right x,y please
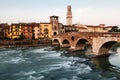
0,40 -> 52,48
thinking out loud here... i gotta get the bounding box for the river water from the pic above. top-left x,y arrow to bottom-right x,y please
0,46 -> 120,80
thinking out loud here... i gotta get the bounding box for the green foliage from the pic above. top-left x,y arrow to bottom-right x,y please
19,33 -> 24,40
111,43 -> 120,52
108,26 -> 120,32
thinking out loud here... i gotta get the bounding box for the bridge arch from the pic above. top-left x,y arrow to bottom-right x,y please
61,39 -> 71,48
75,38 -> 92,50
98,41 -> 118,55
52,39 -> 60,46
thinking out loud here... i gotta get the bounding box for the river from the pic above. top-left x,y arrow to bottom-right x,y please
0,46 -> 120,80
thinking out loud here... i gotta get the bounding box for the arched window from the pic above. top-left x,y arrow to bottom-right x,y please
54,26 -> 57,30
44,28 -> 49,34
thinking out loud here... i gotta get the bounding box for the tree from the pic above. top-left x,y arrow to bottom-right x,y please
108,26 -> 120,32
19,33 -> 24,40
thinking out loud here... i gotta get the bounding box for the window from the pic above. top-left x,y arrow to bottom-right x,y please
44,25 -> 48,27
54,26 -> 57,30
53,32 -> 57,35
44,28 -> 49,34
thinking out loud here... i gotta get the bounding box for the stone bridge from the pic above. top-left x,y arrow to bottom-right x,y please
52,32 -> 120,55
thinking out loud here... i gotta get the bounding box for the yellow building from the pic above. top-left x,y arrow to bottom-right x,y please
39,23 -> 52,39
10,23 -> 22,39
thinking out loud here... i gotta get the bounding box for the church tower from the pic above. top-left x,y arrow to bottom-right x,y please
66,5 -> 72,25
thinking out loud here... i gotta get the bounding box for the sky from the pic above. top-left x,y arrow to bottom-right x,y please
0,0 -> 120,26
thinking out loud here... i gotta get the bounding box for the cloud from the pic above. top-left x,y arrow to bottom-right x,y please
54,8 -> 65,12
72,7 -> 92,23
74,7 -> 92,14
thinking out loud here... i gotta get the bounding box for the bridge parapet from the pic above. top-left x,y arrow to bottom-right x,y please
53,32 -> 120,38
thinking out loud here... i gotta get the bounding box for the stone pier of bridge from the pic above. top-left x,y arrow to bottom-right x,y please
52,32 -> 120,55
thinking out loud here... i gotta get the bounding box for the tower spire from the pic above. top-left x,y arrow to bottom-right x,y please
66,5 -> 72,25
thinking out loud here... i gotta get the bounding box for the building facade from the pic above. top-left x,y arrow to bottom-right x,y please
74,23 -> 112,32
39,23 -> 52,39
58,23 -> 65,34
63,25 -> 79,33
0,23 -> 10,39
10,23 -> 22,39
34,24 -> 40,39
50,16 -> 59,36
21,23 -> 38,40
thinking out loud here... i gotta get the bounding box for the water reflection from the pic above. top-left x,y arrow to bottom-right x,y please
92,56 -> 111,70
92,55 -> 120,78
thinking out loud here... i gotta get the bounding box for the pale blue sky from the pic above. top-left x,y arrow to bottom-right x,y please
0,0 -> 120,26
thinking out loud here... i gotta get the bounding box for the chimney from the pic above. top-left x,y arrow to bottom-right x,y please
99,24 -> 105,27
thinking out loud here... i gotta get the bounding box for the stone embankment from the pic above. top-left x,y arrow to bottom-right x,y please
0,40 -> 52,48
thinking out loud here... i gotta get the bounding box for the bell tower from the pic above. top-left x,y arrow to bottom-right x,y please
66,5 -> 72,25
